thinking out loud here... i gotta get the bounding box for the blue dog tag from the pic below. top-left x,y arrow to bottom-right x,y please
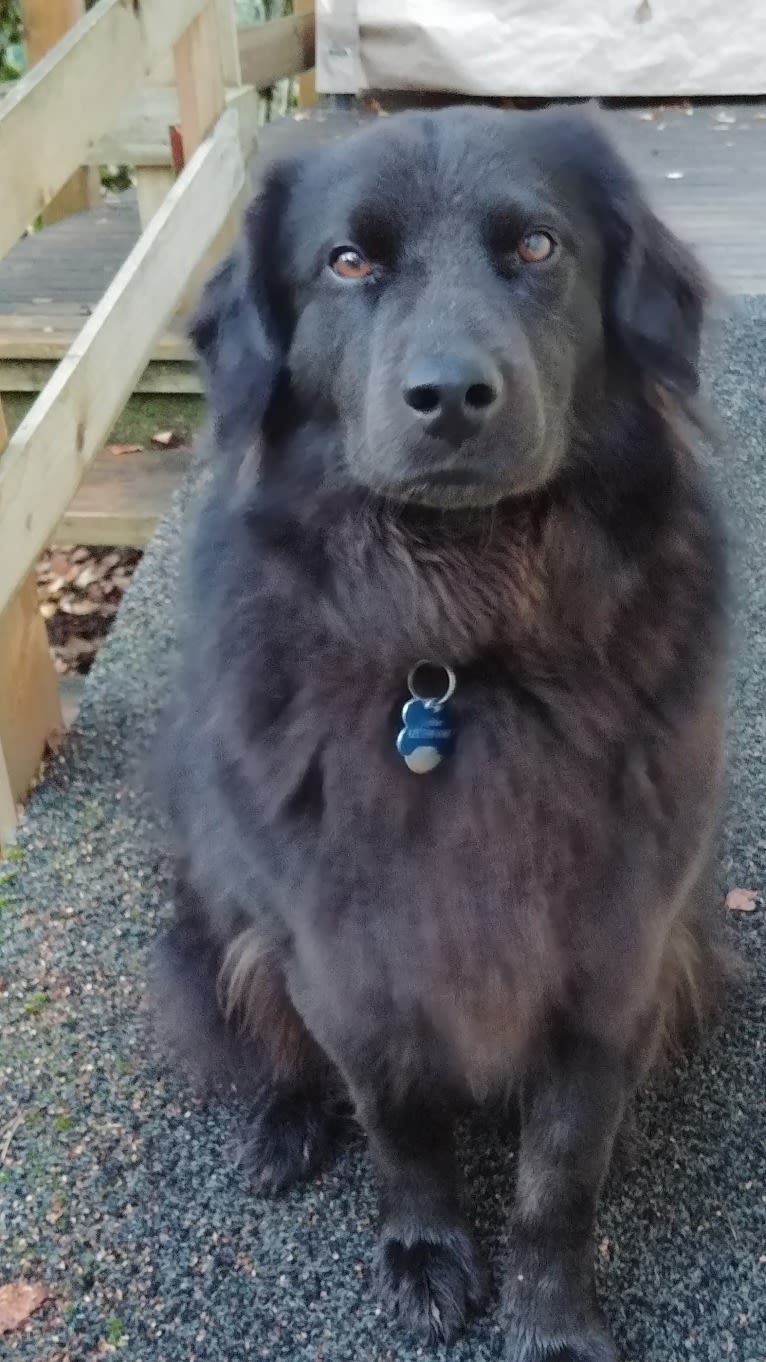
396,663 -> 457,774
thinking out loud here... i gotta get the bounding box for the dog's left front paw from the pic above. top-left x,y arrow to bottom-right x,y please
504,1317 -> 620,1362
376,1223 -> 485,1345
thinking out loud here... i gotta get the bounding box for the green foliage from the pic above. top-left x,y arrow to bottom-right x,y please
23,991 -> 49,1017
106,1317 -> 125,1345
0,0 -> 23,81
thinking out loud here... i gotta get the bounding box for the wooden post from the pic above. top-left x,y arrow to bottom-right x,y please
294,0 -> 316,107
135,166 -> 176,231
22,0 -> 100,225
213,0 -> 242,85
173,0 -> 241,308
137,0 -> 242,235
175,4 -> 227,156
0,398 -> 63,847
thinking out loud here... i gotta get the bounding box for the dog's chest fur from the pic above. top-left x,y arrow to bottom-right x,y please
190,475 -> 723,1095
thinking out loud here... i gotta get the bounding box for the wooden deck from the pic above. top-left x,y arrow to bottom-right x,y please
1,104 -> 764,393
2,101 -> 764,548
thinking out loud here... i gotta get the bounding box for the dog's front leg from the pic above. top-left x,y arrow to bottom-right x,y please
503,1029 -> 627,1362
353,1086 -> 484,1346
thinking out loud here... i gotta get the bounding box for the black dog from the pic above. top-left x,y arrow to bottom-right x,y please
153,107 -> 729,1360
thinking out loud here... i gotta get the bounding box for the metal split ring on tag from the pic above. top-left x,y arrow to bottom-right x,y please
396,661 -> 457,774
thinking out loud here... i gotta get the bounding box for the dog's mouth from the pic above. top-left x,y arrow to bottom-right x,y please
387,468 -> 496,507
384,467 -> 520,510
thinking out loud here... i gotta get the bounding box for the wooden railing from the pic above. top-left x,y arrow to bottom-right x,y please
0,0 -> 316,844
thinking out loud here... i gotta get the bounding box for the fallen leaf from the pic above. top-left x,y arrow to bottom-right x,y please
151,429 -> 183,449
39,602 -> 57,621
59,598 -> 100,617
0,1281 -> 49,1333
47,553 -> 71,577
60,637 -> 98,661
75,563 -> 107,589
70,547 -> 90,563
725,887 -> 757,913
106,443 -> 142,456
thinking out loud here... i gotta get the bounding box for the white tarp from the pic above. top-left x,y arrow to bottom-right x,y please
316,1 -> 766,97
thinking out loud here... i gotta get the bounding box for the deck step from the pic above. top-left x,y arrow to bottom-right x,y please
53,444 -> 190,549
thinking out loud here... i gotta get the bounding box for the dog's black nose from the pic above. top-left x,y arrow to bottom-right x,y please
403,352 -> 503,438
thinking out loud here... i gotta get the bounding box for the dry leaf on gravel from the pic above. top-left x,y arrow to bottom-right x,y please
151,428 -> 183,449
106,443 -> 143,456
0,1281 -> 49,1333
725,887 -> 757,913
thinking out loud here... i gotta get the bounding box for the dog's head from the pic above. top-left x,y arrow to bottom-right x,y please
191,107 -> 707,508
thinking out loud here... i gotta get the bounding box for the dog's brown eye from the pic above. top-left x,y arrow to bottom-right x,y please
517,231 -> 555,264
330,246 -> 373,280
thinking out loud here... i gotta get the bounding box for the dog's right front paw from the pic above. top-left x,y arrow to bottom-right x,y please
376,1223 -> 485,1346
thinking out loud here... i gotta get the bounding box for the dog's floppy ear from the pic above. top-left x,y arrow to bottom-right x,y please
189,161 -> 295,450
607,187 -> 707,396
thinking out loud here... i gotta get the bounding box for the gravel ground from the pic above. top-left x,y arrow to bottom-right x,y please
1,302 -> 765,1362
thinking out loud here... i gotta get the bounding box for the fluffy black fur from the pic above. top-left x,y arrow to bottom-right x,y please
152,107 -> 729,1360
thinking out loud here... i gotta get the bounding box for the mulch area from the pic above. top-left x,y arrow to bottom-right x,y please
35,546 -> 141,677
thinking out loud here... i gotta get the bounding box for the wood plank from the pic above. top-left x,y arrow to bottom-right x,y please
239,12 -> 315,90
54,444 -> 190,548
22,0 -> 100,226
0,398 -> 63,846
0,0 -> 210,261
0,107 -> 246,619
0,321 -> 190,363
0,356 -> 200,395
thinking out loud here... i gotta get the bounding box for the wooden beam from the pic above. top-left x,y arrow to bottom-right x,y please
174,1 -> 239,307
0,396 -> 15,842
0,398 -> 63,846
0,108 -> 246,620
238,11 -> 316,90
0,327 -> 192,366
0,0 -> 210,261
292,0 -> 317,107
175,4 -> 227,156
21,0 -> 100,226
213,0 -> 242,86
0,356 -> 201,396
